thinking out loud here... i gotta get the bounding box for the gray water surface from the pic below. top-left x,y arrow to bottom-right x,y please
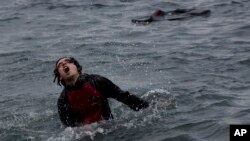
1,0 -> 250,141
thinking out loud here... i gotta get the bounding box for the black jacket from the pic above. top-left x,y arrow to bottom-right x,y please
57,74 -> 149,127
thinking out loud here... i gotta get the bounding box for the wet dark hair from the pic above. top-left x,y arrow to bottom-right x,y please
53,57 -> 82,86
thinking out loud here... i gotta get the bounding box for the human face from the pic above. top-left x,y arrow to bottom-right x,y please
56,58 -> 79,82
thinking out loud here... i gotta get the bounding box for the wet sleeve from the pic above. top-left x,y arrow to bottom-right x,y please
91,75 -> 149,111
57,90 -> 76,127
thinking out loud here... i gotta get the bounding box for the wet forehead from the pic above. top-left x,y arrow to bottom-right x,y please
56,57 -> 70,66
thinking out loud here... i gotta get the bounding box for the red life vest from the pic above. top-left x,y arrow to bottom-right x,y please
67,82 -> 105,125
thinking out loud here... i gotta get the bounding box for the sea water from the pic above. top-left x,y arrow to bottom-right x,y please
1,0 -> 250,140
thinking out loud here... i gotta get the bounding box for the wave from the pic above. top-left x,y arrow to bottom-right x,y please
14,0 -> 126,11
47,123 -> 105,141
169,119 -> 227,140
47,3 -> 119,10
0,16 -> 20,22
238,58 -> 250,66
0,50 -> 31,57
211,1 -> 244,8
159,134 -> 196,141
232,108 -> 250,118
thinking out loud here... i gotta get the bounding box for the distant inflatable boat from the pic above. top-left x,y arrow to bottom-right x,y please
131,8 -> 211,24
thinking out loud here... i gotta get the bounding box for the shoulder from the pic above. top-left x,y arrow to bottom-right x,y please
85,73 -> 109,81
87,73 -> 104,78
84,74 -> 115,89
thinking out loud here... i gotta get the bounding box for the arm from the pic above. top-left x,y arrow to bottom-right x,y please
57,90 -> 76,127
90,74 -> 149,111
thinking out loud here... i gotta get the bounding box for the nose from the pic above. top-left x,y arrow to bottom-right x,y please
62,61 -> 67,66
61,61 -> 70,68
57,61 -> 68,68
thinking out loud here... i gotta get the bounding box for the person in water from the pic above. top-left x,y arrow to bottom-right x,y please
131,8 -> 211,24
53,57 -> 149,127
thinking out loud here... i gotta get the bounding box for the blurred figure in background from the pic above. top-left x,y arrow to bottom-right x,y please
132,8 -> 211,24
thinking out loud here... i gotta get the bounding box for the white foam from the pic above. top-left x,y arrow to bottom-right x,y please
47,122 -> 105,141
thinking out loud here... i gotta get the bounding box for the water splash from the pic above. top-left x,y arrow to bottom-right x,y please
142,89 -> 176,110
47,122 -> 105,141
110,89 -> 176,129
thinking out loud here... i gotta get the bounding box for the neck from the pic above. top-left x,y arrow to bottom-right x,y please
64,73 -> 80,87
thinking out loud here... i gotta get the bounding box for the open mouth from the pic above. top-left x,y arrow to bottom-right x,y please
63,66 -> 70,73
